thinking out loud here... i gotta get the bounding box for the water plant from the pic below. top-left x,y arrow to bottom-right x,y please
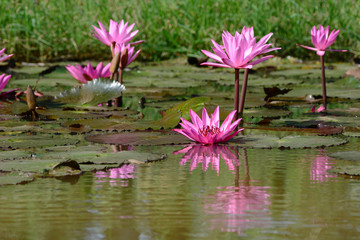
93,19 -> 143,107
0,48 -> 16,99
112,43 -> 141,85
173,106 -> 243,145
66,62 -> 111,83
298,25 -> 347,110
93,19 -> 143,54
311,105 -> 325,113
0,48 -> 13,62
0,74 -> 12,98
201,27 -> 280,118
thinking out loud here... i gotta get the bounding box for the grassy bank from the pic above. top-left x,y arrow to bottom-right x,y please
0,0 -> 358,62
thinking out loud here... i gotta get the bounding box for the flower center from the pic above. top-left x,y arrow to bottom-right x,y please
198,125 -> 221,137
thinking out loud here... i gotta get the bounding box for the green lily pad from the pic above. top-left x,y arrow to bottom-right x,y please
87,131 -> 191,146
0,172 -> 35,186
0,149 -> 33,160
229,135 -> 347,149
329,151 -> 360,161
36,108 -> 113,120
0,159 -> 61,172
0,145 -> 166,178
0,134 -> 79,149
328,166 -> 360,176
271,115 -> 360,128
342,132 -> 360,137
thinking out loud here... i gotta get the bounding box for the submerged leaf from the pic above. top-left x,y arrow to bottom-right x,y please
55,78 -> 125,105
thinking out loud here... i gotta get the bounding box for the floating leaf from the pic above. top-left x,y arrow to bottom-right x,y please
55,78 -> 125,105
229,135 -> 347,149
329,151 -> 360,161
342,132 -> 360,137
0,145 -> 166,175
328,166 -> 360,176
0,172 -> 35,186
87,131 -> 191,145
0,135 -> 79,149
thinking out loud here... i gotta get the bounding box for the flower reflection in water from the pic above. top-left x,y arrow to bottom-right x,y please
175,145 -> 272,234
173,144 -> 240,175
310,150 -> 336,183
95,164 -> 135,187
203,186 -> 271,234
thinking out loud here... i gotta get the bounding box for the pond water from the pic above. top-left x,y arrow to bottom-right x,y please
0,59 -> 360,239
1,137 -> 360,240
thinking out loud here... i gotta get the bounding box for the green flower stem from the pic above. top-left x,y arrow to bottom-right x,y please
320,55 -> 327,110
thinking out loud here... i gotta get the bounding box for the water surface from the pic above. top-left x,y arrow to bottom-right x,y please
1,141 -> 359,240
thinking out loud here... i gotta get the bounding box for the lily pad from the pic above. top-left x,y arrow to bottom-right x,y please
271,115 -> 360,128
0,172 -> 35,186
0,145 -> 166,178
87,131 -> 191,146
328,166 -> 360,176
0,149 -> 33,160
229,135 -> 347,149
342,132 -> 360,137
0,135 -> 79,149
329,151 -> 360,161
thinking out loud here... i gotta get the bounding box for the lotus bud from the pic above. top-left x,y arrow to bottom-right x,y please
26,85 -> 36,111
119,47 -> 128,70
110,51 -> 121,74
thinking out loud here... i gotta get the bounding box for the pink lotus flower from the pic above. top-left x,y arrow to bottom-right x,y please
0,74 -> 18,99
93,19 -> 143,47
173,144 -> 240,175
113,43 -> 141,69
311,105 -> 325,113
298,25 -> 347,56
0,74 -> 11,92
173,106 -> 244,145
66,62 -> 111,83
0,48 -> 13,62
201,26 -> 280,69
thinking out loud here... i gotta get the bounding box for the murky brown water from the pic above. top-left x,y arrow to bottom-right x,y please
0,138 -> 359,240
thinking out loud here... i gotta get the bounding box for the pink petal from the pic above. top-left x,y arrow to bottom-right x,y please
248,55 -> 274,66
298,45 -> 318,52
326,49 -> 347,52
220,110 -> 237,131
190,109 -> 203,129
200,62 -> 232,68
221,58 -> 236,68
202,107 -> 210,126
201,50 -> 223,63
316,50 -> 325,56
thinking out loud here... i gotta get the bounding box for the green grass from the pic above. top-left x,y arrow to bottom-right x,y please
0,0 -> 358,62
